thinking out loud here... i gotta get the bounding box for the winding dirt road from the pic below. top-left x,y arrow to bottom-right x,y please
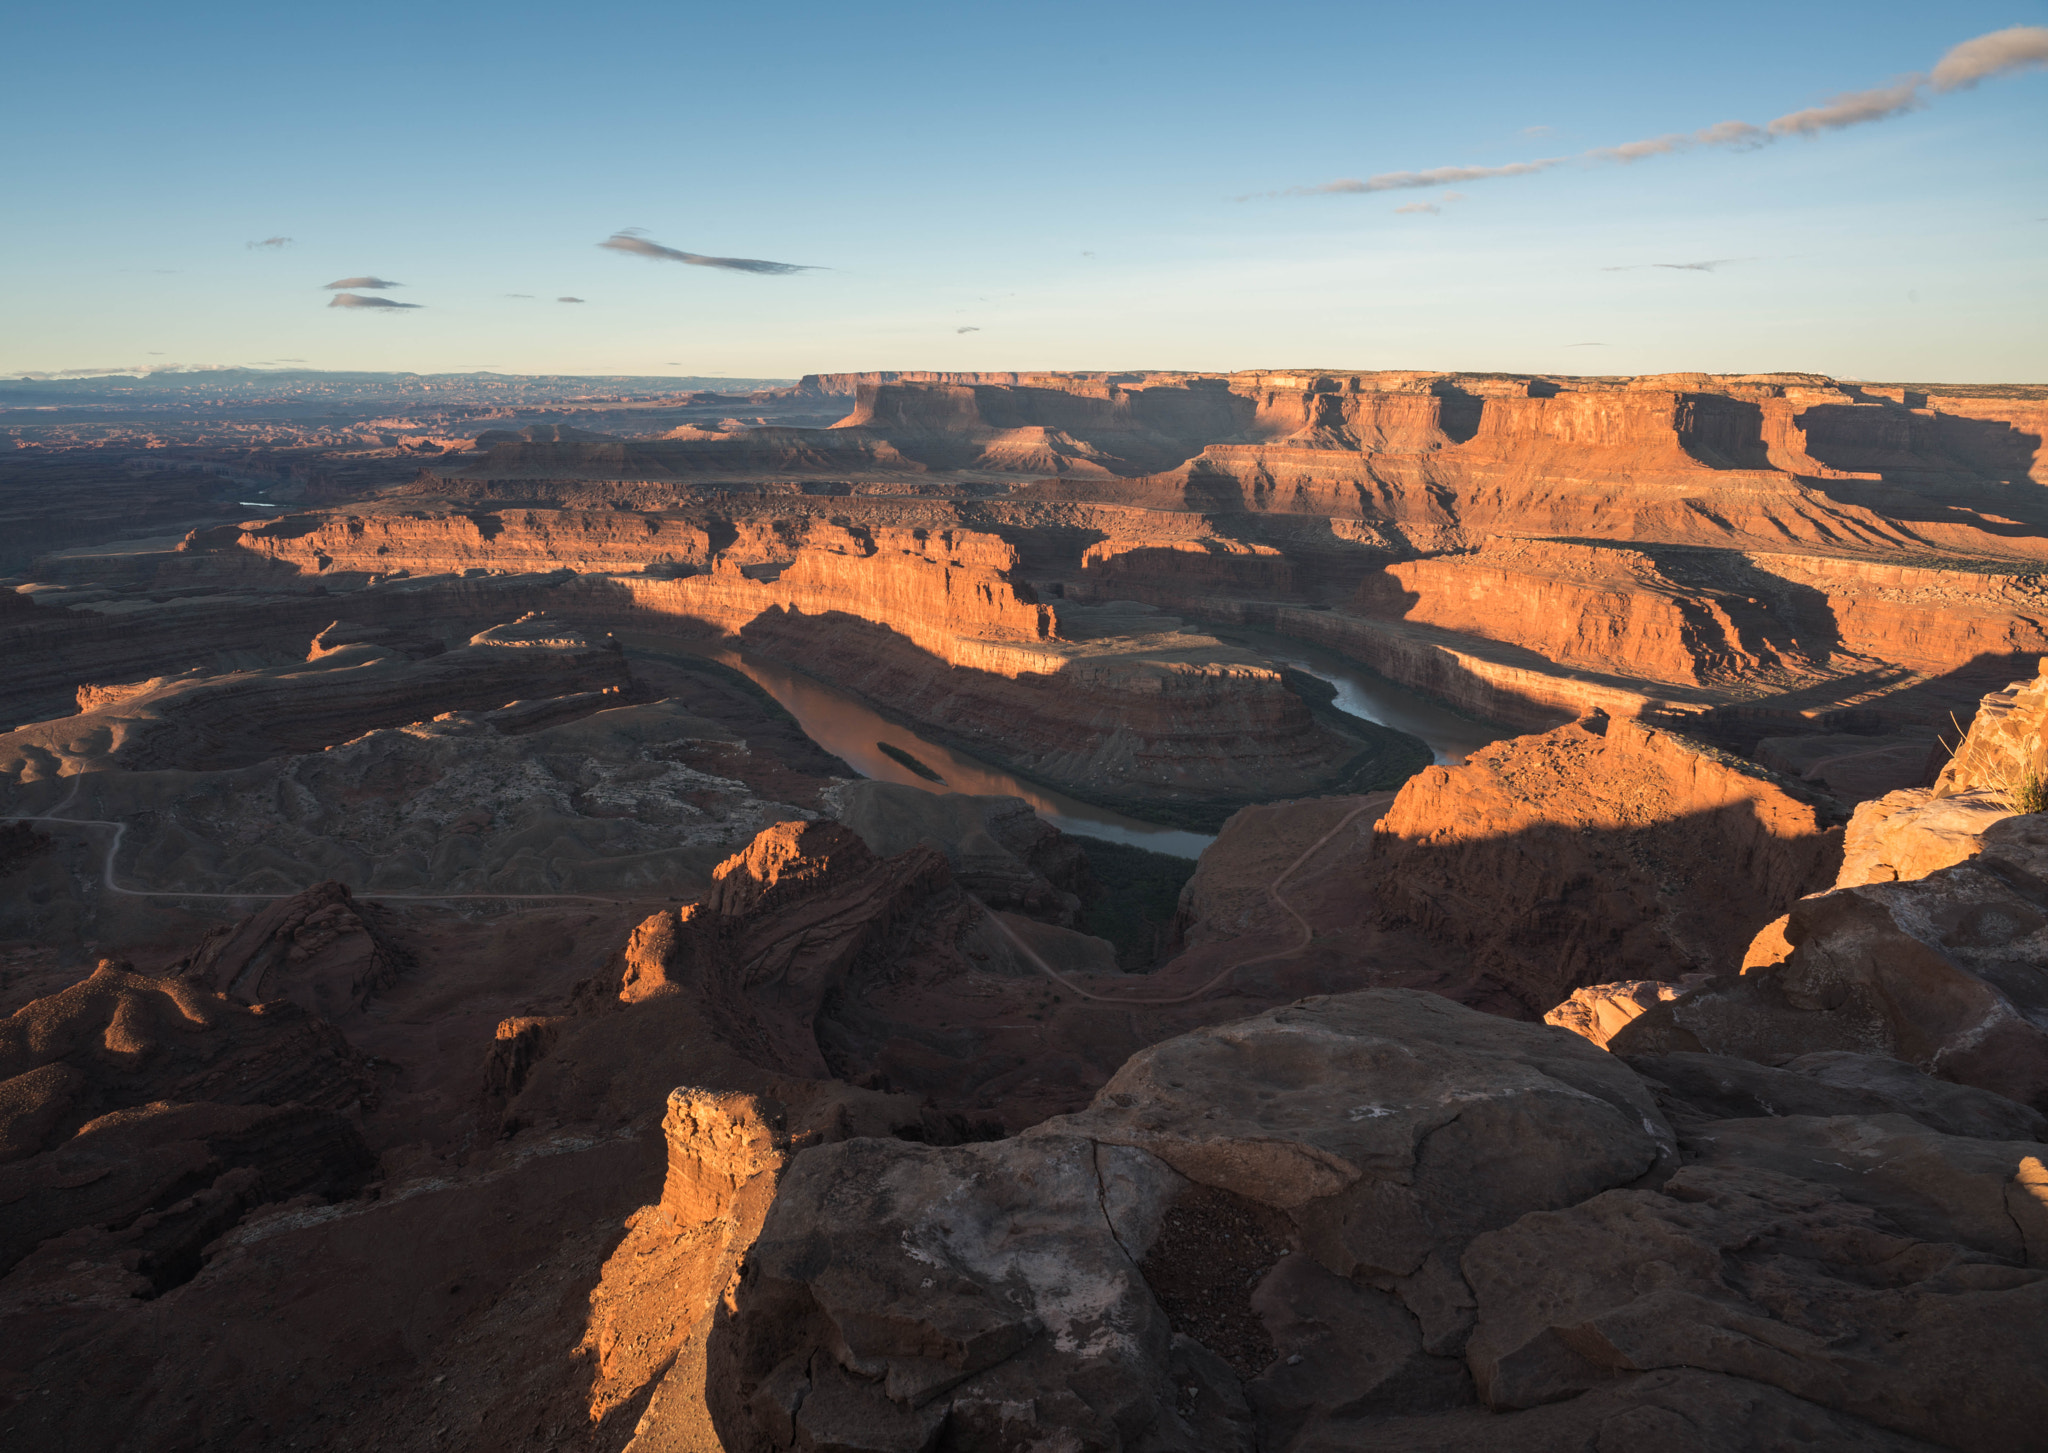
8,793 -> 1376,1007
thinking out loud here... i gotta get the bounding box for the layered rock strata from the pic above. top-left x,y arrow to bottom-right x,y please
0,613 -> 628,783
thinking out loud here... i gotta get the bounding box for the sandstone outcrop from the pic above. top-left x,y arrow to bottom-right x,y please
1460,1139 -> 2048,1450
711,990 -> 1674,1452
1612,812 -> 2048,1111
712,986 -> 2043,1452
175,881 -> 405,1019
1370,714 -> 1840,1011
1834,786 -> 2013,887
1543,977 -> 1703,1048
1623,1050 -> 2047,1142
1936,657 -> 2048,795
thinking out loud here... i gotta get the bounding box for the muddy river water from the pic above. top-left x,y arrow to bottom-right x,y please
677,640 -> 1511,861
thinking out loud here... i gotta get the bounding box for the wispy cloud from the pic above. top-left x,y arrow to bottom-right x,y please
1270,159 -> 1564,197
1260,27 -> 2044,199
598,229 -> 819,274
247,236 -> 293,250
1603,257 -> 1751,273
558,296 -> 585,303
956,326 -> 980,333
1394,190 -> 1467,216
506,292 -> 534,298
322,276 -> 402,290
1520,124 -> 1554,137
1931,25 -> 2048,91
327,293 -> 420,310
1766,78 -> 1922,136
1565,342 -> 1606,347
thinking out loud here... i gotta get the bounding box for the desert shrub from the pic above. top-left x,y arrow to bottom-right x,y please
2012,767 -> 2048,815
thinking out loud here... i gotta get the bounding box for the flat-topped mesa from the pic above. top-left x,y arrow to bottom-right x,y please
184,508 -> 716,579
612,521 -> 1054,669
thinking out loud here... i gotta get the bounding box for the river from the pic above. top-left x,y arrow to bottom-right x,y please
650,640 -> 1511,861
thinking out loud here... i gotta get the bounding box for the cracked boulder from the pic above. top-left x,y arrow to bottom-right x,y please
708,1132 -> 1252,1453
707,989 -> 1678,1451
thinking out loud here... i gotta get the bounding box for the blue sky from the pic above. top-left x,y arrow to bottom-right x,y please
4,2 -> 2043,381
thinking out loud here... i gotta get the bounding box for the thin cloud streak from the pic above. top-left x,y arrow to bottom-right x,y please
558,296 -> 585,303
1264,26 -> 2042,200
1767,78 -> 1922,137
322,276 -> 402,290
327,293 -> 420,310
1603,258 -> 1751,273
1931,25 -> 2048,91
246,236 -> 293,250
1273,159 -> 1563,197
1395,190 -> 1467,215
598,230 -> 819,274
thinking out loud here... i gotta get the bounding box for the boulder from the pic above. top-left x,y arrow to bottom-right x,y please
1036,990 -> 1674,1295
710,989 -> 1678,1451
708,1132 -> 1252,1453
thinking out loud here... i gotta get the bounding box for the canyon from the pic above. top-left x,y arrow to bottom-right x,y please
1,364 -> 2044,1451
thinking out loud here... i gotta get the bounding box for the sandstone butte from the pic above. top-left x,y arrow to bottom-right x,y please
0,364 -> 2045,1452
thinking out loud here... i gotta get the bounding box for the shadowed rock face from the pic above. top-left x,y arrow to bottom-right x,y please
0,958 -> 375,1285
1368,714 -> 1841,1012
1612,813 -> 2048,1112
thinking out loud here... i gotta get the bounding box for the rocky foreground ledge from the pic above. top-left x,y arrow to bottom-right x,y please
695,988 -> 2044,1452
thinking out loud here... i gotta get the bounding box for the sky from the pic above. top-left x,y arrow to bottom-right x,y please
3,1 -> 2044,382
